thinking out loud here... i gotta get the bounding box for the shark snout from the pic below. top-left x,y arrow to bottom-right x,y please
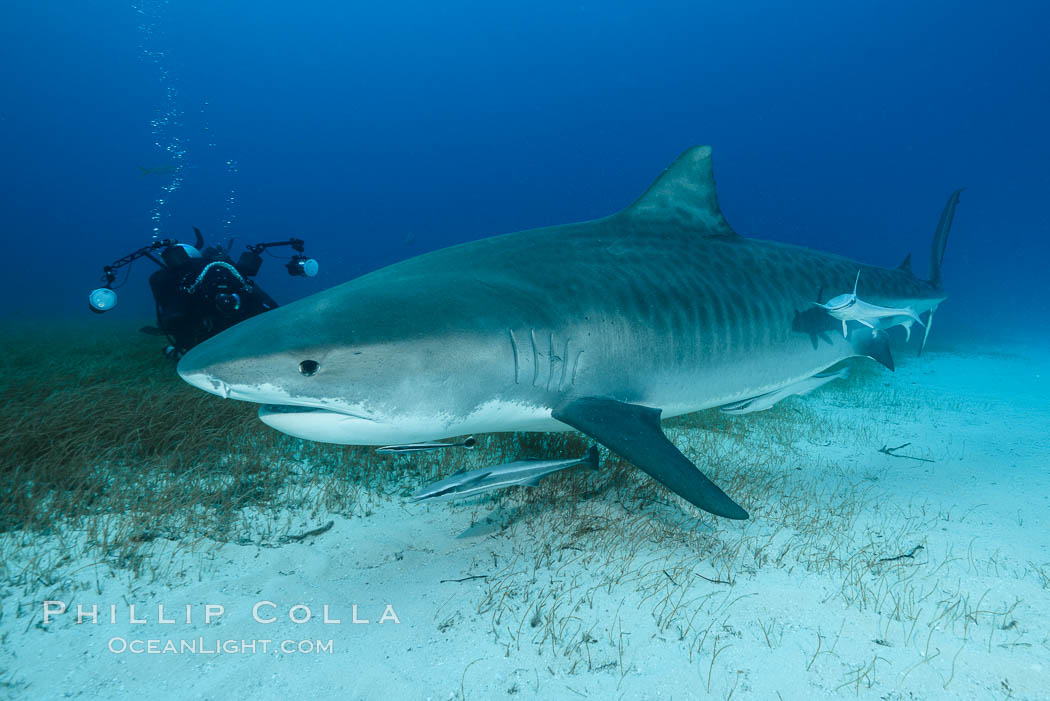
176,361 -> 283,404
178,366 -> 233,399
176,342 -> 250,400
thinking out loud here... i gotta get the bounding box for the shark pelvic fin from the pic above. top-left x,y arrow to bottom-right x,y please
552,396 -> 748,519
623,146 -> 738,238
850,328 -> 894,371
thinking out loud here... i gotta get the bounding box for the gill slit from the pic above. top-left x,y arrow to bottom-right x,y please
508,329 -> 520,384
530,329 -> 539,387
546,333 -> 556,391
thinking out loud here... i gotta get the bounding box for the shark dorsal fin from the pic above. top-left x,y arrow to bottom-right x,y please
897,252 -> 913,273
623,146 -> 737,237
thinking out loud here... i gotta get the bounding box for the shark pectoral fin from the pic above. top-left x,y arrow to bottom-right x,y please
552,397 -> 749,520
850,328 -> 894,371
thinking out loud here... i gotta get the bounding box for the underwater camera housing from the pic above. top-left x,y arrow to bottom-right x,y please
90,228 -> 318,358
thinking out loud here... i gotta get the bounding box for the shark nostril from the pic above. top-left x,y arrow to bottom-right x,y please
299,359 -> 320,377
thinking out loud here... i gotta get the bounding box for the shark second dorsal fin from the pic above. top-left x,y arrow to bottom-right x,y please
897,252 -> 913,273
623,146 -> 738,237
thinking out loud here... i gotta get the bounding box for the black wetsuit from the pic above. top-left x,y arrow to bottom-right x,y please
148,253 -> 277,356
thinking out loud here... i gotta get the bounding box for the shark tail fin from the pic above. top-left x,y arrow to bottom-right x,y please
929,189 -> 963,289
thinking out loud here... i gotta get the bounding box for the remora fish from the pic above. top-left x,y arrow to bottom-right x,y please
719,367 -> 849,414
816,271 -> 925,340
177,146 -> 961,520
410,446 -> 600,503
377,436 -> 477,454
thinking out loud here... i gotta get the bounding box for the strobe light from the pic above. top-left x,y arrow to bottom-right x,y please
88,288 -> 117,313
286,254 -> 319,277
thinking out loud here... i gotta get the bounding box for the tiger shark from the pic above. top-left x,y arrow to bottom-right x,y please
177,146 -> 961,520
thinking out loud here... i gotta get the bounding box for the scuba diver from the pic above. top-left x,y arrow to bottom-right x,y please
89,228 -> 318,359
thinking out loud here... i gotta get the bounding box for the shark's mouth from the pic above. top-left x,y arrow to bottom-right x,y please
260,404 -> 327,415
259,404 -> 376,421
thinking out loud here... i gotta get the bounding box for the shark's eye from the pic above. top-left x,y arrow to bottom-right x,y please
299,360 -> 320,376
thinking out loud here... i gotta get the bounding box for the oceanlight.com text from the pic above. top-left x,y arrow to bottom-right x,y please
107,637 -> 335,655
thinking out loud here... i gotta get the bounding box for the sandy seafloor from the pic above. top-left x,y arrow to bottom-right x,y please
1,342 -> 1048,700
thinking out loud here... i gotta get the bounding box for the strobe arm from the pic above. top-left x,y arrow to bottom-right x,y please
89,239 -> 177,313
246,238 -> 306,254
242,238 -> 318,278
101,239 -> 176,284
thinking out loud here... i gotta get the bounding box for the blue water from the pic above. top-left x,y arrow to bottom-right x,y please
2,0 -> 1048,339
